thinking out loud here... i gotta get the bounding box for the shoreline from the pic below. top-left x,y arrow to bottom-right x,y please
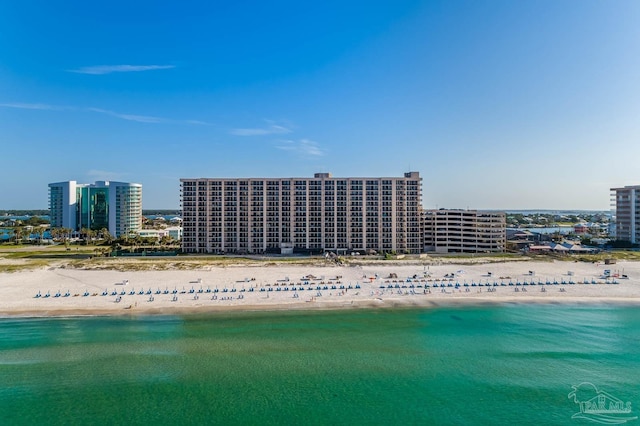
1,259 -> 639,318
5,297 -> 640,319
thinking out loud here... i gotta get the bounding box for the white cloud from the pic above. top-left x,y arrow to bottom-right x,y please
230,122 -> 292,136
88,107 -> 165,123
88,107 -> 211,125
276,139 -> 324,157
68,64 -> 175,75
184,119 -> 213,126
0,102 -> 69,111
2,100 -> 211,126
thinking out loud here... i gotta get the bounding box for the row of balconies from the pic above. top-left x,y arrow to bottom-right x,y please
183,239 -> 422,250
184,213 -> 501,231
248,188 -> 417,197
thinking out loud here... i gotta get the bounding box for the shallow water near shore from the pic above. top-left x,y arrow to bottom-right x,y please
1,305 -> 639,425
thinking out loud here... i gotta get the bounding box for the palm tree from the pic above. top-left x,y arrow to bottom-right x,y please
49,227 -> 58,241
61,227 -> 73,249
16,226 -> 31,244
62,227 -> 69,241
35,226 -> 45,244
160,235 -> 173,247
100,228 -> 113,245
21,227 -> 30,244
79,228 -> 87,240
86,229 -> 95,245
13,227 -> 23,245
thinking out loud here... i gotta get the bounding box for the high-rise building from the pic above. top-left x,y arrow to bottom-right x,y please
180,172 -> 422,254
610,185 -> 640,243
48,180 -> 142,237
422,209 -> 506,253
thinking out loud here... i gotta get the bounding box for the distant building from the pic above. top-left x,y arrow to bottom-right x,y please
138,227 -> 182,241
180,172 -> 422,254
608,221 -> 617,239
422,209 -> 506,253
138,229 -> 166,240
48,180 -> 142,237
574,223 -> 589,234
610,185 -> 640,243
166,226 -> 182,241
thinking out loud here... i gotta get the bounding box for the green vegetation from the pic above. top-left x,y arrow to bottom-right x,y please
0,210 -> 49,216
505,212 -> 609,228
445,252 -> 523,259
0,244 -> 341,272
0,261 -> 52,273
0,245 -> 97,272
142,210 -> 180,216
2,243 -> 639,273
570,251 -> 640,262
0,209 -> 182,217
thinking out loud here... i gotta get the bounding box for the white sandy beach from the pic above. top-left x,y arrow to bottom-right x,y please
1,260 -> 639,316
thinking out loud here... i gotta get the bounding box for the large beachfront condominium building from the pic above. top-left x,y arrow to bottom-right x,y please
180,172 -> 422,254
48,180 -> 142,238
611,185 -> 640,244
422,209 -> 506,253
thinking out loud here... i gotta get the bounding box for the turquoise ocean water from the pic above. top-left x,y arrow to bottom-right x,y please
1,305 -> 639,425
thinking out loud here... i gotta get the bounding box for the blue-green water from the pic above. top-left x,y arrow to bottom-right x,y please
1,306 -> 639,425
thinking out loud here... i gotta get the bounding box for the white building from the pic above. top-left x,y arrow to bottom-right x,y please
48,180 -> 142,238
48,181 -> 79,231
138,226 -> 182,241
611,185 -> 640,243
180,172 -> 422,254
166,226 -> 183,241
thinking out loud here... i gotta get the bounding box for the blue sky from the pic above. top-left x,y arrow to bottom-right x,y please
1,1 -> 639,210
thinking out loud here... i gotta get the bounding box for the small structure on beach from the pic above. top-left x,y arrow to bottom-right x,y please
279,242 -> 294,255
